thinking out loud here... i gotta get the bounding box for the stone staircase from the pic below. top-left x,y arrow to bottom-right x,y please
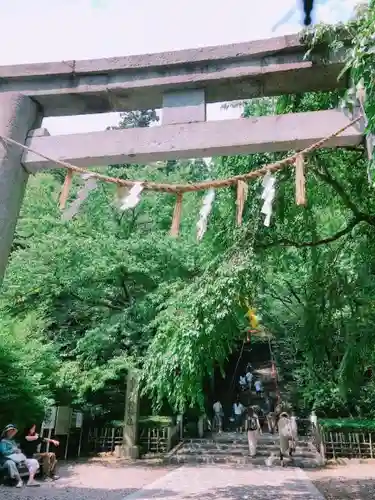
169,342 -> 324,468
168,432 -> 323,468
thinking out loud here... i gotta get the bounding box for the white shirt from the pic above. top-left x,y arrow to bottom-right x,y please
290,416 -> 298,435
213,401 -> 222,414
239,376 -> 247,385
233,402 -> 245,415
245,371 -> 253,383
254,380 -> 262,391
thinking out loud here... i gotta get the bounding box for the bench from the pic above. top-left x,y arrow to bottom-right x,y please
0,455 -> 44,485
0,458 -> 29,485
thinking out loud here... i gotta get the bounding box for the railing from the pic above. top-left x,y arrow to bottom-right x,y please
87,426 -> 123,454
87,420 -> 180,457
321,428 -> 375,460
139,425 -> 179,455
292,417 -> 375,462
293,417 -> 326,464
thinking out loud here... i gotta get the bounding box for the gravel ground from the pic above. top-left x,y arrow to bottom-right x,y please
3,459 -> 373,500
0,461 -> 325,500
0,460 -> 173,500
308,460 -> 375,499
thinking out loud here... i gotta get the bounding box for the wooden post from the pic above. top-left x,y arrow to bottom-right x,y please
111,428 -> 115,452
330,432 -> 335,460
77,426 -> 83,458
370,432 -> 373,459
167,426 -> 172,452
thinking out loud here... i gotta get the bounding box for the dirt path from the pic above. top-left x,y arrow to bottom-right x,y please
123,464 -> 324,499
308,461 -> 375,499
0,461 -> 324,500
0,461 -> 173,500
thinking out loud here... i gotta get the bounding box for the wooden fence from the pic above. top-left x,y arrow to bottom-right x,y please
87,427 -> 123,454
139,425 -> 178,455
87,423 -> 179,456
322,429 -> 375,459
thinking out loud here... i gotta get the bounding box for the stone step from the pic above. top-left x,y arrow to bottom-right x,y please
190,437 -> 311,448
168,454 -> 322,468
181,443 -> 314,453
176,448 -> 318,458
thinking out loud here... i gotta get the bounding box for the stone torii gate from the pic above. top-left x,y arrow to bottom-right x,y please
0,33 -> 363,458
0,34 -> 362,284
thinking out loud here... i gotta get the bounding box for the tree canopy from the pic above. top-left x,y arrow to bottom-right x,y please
1,2 -> 375,425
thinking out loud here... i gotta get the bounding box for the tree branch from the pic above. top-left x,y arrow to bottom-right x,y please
256,217 -> 361,249
283,280 -> 303,305
312,163 -> 375,226
267,290 -> 300,317
312,166 -> 362,217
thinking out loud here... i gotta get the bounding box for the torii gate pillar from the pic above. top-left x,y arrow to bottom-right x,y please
0,93 -> 42,283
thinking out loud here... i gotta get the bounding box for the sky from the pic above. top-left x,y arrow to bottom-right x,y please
0,0 -> 359,135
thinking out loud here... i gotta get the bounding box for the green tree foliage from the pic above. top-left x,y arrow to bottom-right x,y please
1,4 -> 375,421
0,313 -> 58,428
107,109 -> 159,130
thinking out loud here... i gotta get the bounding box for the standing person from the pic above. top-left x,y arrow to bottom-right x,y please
310,410 -> 318,428
278,412 -> 294,467
263,394 -> 276,434
246,407 -> 261,457
290,411 -> 298,454
0,424 -> 40,487
233,397 -> 245,433
239,375 -> 247,391
246,362 -> 253,373
21,424 -> 60,481
212,400 -> 224,434
245,369 -> 253,390
254,379 -> 263,395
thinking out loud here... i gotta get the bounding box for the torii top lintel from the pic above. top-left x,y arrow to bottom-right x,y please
0,34 -> 346,117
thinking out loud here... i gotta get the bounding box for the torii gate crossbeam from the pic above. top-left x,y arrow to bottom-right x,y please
0,34 -> 360,283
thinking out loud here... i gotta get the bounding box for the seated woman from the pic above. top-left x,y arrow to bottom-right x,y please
0,424 -> 40,487
0,455 -> 24,488
21,424 -> 60,481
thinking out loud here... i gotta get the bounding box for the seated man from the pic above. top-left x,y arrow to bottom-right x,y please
0,424 -> 40,487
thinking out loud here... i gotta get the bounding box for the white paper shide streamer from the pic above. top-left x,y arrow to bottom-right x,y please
197,189 -> 215,241
261,171 -> 276,227
62,173 -> 98,221
196,157 -> 215,240
119,182 -> 144,211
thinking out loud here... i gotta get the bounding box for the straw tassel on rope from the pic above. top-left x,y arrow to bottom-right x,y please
170,192 -> 184,237
236,180 -> 248,226
295,154 -> 306,206
59,169 -> 74,209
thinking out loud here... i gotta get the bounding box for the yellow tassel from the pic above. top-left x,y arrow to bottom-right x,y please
170,192 -> 183,237
59,169 -> 73,210
295,154 -> 306,206
236,180 -> 248,226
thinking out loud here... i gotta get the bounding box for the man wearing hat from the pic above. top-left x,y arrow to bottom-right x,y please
0,424 -> 40,487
